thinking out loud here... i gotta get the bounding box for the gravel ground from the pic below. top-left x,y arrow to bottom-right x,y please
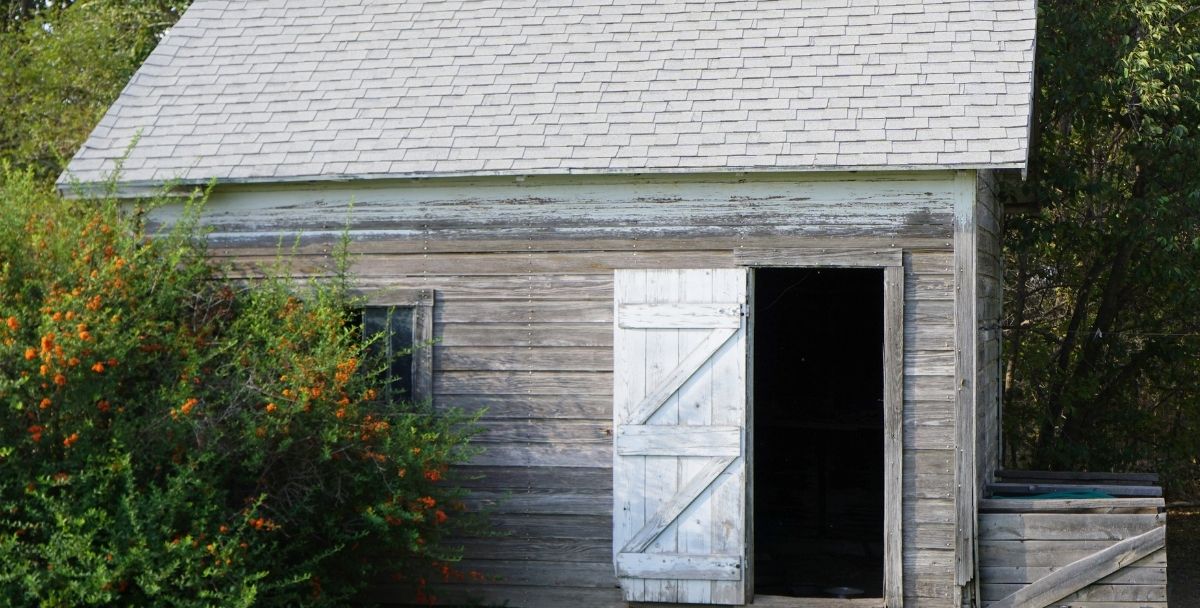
1169,508 -> 1199,606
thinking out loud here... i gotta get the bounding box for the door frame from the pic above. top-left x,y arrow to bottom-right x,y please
735,248 -> 904,608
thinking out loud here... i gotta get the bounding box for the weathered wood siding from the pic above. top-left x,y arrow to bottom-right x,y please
179,172 -> 966,607
978,498 -> 1167,608
976,170 -> 1003,499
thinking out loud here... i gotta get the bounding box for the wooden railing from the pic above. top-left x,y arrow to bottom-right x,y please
978,471 -> 1167,608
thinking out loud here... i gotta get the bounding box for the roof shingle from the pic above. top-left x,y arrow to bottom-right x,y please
62,0 -> 1036,188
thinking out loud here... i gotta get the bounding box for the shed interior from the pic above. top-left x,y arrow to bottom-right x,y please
753,268 -> 885,599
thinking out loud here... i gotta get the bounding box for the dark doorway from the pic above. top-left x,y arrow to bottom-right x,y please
753,268 -> 885,599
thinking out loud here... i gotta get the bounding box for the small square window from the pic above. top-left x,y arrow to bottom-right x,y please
352,289 -> 433,404
361,306 -> 415,402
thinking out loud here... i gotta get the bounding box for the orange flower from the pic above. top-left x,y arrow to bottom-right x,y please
5,317 -> 17,331
364,388 -> 377,400
434,509 -> 448,525
335,407 -> 346,419
107,358 -> 117,367
67,357 -> 79,367
39,364 -> 49,376
38,398 -> 51,410
63,432 -> 80,448
97,400 -> 110,413
265,402 -> 277,414
40,333 -> 54,353
24,348 -> 35,360
417,496 -> 436,509
91,362 -> 104,373
219,524 -> 229,534
180,398 -> 198,415
65,311 -> 75,321
53,373 -> 67,386
86,295 -> 102,311
398,468 -> 407,478
51,311 -> 62,322
424,469 -> 441,482
27,425 -> 43,442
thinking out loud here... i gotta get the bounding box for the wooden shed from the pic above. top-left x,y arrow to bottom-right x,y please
61,1 -> 1164,607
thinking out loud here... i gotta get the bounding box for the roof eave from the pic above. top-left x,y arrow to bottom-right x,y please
59,161 -> 1030,200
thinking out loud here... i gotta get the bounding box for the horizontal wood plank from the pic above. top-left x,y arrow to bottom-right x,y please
456,537 -> 611,563
995,470 -> 1159,484
982,583 -> 1167,603
438,394 -> 611,419
435,346 -> 611,371
435,371 -> 611,395
979,513 -> 1164,541
979,498 -> 1165,513
435,322 -> 611,347
988,482 -> 1162,498
735,247 -> 901,267
211,234 -> 953,256
349,273 -> 614,299
475,420 -> 612,445
455,465 -> 611,491
979,540 -> 1167,569
980,566 -> 1166,586
452,558 -> 617,588
465,489 -> 613,516
487,513 -> 611,540
385,583 -> 623,608
436,300 -> 611,324
467,443 -> 612,468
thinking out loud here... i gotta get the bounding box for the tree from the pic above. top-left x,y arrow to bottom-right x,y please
0,0 -> 189,182
1002,0 -> 1200,497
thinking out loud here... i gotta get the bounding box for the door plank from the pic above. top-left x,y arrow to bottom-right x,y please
615,427 -> 741,457
618,302 -> 744,329
616,553 -> 743,581
620,456 -> 737,554
624,326 -> 738,426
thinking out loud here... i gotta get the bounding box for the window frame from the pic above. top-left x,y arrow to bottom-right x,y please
350,288 -> 434,405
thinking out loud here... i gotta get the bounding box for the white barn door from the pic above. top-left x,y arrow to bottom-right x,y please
613,269 -> 750,604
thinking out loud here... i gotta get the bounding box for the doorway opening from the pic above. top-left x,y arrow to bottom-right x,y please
753,267 -> 885,599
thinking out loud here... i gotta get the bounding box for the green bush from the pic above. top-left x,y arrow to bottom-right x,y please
0,166 -> 480,606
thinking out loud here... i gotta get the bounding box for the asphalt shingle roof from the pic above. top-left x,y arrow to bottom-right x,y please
61,0 -> 1036,189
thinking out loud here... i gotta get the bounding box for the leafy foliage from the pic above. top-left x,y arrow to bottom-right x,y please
0,0 -> 190,182
0,166 -> 481,606
1002,0 -> 1200,497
